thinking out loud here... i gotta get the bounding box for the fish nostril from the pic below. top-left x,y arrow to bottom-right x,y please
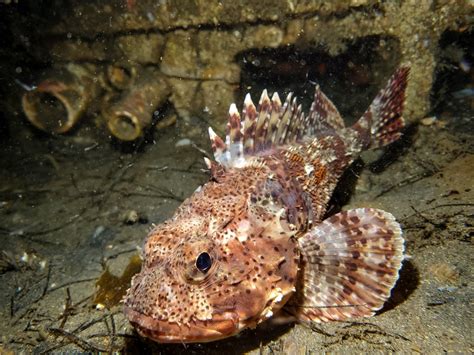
196,252 -> 212,273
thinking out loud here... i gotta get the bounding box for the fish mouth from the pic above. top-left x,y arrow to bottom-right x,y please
124,306 -> 240,343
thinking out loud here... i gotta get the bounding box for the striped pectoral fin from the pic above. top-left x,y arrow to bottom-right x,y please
288,208 -> 404,323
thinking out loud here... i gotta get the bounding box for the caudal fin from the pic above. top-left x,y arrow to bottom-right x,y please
286,208 -> 404,323
353,67 -> 409,149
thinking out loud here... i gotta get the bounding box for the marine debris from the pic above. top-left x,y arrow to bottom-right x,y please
102,68 -> 170,141
21,64 -> 101,134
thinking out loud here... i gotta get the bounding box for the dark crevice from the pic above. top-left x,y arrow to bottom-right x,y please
237,35 -> 401,123
431,28 -> 473,124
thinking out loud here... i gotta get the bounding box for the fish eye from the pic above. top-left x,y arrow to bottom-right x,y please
196,252 -> 212,273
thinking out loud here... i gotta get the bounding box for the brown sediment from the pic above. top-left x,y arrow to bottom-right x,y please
103,68 -> 170,141
21,64 -> 101,134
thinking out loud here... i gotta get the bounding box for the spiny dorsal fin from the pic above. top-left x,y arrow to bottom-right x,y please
208,90 -> 298,167
208,86 -> 342,168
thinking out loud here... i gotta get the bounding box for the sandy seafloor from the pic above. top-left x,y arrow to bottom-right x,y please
0,95 -> 472,353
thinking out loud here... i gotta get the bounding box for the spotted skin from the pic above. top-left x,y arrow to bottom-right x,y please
125,166 -> 300,342
124,67 -> 409,343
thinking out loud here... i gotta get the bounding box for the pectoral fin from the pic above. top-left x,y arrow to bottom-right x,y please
286,208 -> 404,323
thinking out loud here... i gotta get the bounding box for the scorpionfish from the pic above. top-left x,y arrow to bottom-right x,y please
124,67 -> 409,343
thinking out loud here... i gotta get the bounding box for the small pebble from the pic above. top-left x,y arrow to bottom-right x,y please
123,210 -> 139,224
175,138 -> 192,147
421,116 -> 437,126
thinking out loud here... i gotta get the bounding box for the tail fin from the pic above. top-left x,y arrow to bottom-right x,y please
353,67 -> 409,149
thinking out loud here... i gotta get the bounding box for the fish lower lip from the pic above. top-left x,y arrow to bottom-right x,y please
124,306 -> 240,343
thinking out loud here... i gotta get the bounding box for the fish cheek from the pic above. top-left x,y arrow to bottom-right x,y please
204,241 -> 261,323
234,288 -> 269,326
212,234 -> 298,327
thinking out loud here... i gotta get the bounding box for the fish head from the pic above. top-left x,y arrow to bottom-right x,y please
124,195 -> 300,343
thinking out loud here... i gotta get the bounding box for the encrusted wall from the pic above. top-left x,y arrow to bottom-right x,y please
7,0 -> 473,138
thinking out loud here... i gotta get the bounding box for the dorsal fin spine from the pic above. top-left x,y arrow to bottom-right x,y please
242,93 -> 257,155
227,103 -> 244,163
275,92 -> 292,144
267,92 -> 282,149
255,89 -> 271,152
208,126 -> 229,165
280,94 -> 296,145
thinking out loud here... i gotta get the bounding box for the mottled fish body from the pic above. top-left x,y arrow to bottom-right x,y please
124,67 -> 409,343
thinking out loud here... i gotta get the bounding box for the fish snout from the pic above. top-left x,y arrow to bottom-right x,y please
124,305 -> 241,343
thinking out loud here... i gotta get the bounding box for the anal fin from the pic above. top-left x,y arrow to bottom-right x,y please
286,208 -> 404,323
